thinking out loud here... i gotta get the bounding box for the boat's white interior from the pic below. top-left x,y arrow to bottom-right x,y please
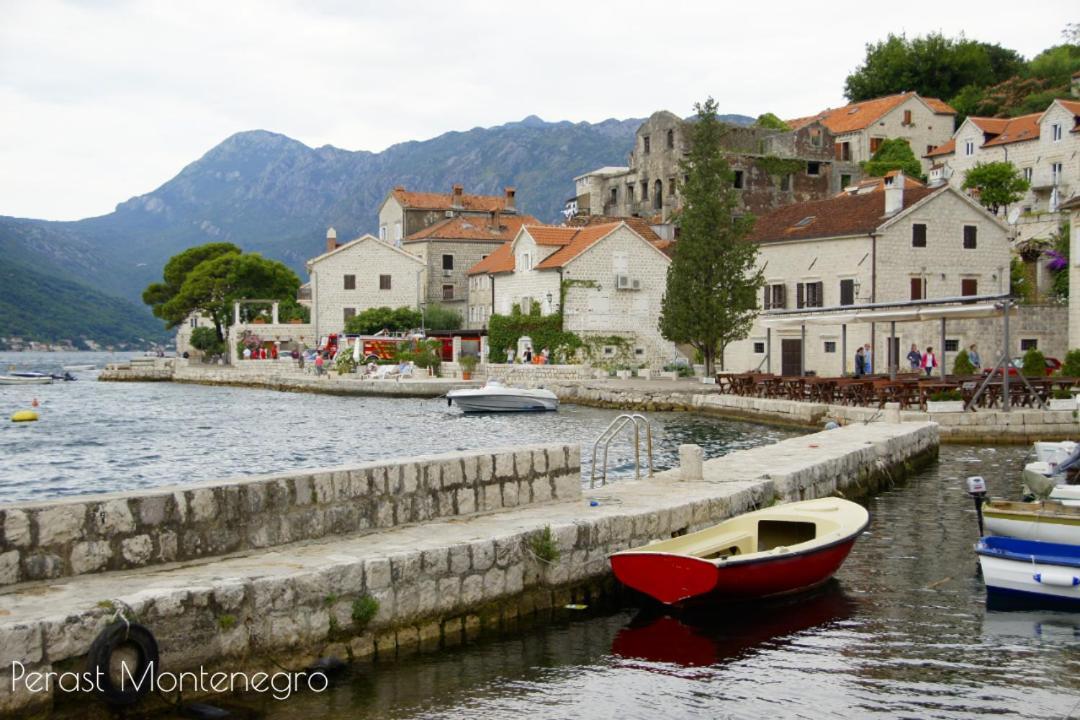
632,498 -> 866,560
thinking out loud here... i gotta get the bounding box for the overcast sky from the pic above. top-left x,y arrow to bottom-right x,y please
0,1 -> 1073,221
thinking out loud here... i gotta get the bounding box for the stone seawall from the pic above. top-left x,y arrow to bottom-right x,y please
0,423 -> 937,717
551,380 -> 1080,443
0,445 -> 579,587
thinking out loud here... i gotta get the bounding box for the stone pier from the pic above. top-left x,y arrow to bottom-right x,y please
0,422 -> 937,717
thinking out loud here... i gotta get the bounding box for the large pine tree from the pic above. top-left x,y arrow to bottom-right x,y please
659,98 -> 762,375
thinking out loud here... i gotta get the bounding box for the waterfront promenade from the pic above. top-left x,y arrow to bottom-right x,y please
0,421 -> 936,717
101,360 -> 1080,442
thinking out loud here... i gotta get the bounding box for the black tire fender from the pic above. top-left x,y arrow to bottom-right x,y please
86,621 -> 160,706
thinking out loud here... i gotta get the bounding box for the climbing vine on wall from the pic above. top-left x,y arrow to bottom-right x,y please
754,155 -> 805,183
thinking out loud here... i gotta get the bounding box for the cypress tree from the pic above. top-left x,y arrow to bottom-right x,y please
659,98 -> 762,375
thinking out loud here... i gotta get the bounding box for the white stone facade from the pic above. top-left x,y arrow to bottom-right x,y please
831,95 -> 955,172
726,188 -> 1013,375
306,235 -> 424,339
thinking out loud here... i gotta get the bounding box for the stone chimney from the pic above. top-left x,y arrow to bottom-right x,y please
394,185 -> 405,192
452,184 -> 464,208
884,171 -> 905,215
326,227 -> 338,253
505,187 -> 516,211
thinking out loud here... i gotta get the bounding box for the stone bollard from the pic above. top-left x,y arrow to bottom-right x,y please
884,402 -> 901,424
679,444 -> 704,482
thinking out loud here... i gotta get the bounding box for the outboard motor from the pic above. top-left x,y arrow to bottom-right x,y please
967,476 -> 987,536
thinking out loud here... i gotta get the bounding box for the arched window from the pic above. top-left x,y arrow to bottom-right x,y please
666,129 -> 674,149
653,180 -> 662,210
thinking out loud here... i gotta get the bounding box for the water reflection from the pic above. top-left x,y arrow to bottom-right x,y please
612,582 -> 856,669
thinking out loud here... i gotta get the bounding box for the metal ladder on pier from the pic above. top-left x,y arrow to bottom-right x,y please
590,413 -> 654,488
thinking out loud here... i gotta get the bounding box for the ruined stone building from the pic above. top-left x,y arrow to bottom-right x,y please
568,110 -> 849,223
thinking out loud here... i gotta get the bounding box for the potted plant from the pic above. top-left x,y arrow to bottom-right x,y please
927,389 -> 965,413
1049,387 -> 1077,410
459,354 -> 478,380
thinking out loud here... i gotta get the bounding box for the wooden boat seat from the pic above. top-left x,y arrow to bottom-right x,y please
676,530 -> 757,560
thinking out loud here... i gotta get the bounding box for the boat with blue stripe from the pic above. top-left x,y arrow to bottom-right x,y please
976,536 -> 1080,610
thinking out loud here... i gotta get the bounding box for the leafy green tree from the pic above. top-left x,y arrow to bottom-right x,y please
1010,257 -> 1032,303
188,326 -> 225,359
1060,349 -> 1080,378
962,161 -> 1030,214
754,113 -> 790,131
143,244 -> 300,342
844,33 -> 1022,102
660,97 -> 762,375
952,349 -> 975,375
344,306 -> 421,335
862,138 -> 924,181
423,304 -> 463,332
1022,347 -> 1047,377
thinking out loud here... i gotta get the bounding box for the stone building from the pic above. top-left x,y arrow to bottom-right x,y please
570,110 -> 844,223
376,185 -> 519,245
467,222 -> 678,366
926,99 -> 1080,245
789,92 -> 957,174
305,230 -> 425,340
402,212 -> 540,321
725,176 -> 1025,376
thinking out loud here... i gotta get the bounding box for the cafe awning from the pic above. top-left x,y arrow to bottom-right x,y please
759,300 -> 1014,328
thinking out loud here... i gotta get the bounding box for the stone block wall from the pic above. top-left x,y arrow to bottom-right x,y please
0,445 -> 580,587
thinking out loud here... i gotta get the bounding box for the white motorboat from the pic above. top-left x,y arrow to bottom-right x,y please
976,535 -> 1080,609
1022,441 -> 1080,498
62,364 -> 96,371
0,375 -> 53,385
983,498 -> 1080,544
446,380 -> 559,412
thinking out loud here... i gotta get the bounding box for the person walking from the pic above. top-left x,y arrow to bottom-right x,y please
523,345 -> 533,364
968,343 -> 981,372
921,346 -> 938,377
506,347 -> 515,364
906,343 -> 922,371
315,353 -> 325,376
862,343 -> 873,375
854,346 -> 865,378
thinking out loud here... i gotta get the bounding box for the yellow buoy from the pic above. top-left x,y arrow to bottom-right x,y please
11,410 -> 38,423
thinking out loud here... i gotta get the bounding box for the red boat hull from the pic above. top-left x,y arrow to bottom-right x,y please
610,537 -> 859,606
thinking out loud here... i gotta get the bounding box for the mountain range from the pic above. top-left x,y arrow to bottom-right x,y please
0,112 -> 753,347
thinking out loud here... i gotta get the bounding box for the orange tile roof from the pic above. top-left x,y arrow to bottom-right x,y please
749,187 -> 941,243
524,226 -> 581,246
968,117 -> 1011,135
982,113 -> 1041,147
536,223 -> 625,269
1057,99 -> 1080,117
391,187 -> 512,213
466,241 -> 514,275
566,215 -> 663,242
837,173 -> 925,196
924,139 -> 955,157
403,214 -> 541,243
788,92 -> 955,135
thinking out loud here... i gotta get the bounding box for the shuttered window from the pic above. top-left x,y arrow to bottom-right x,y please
963,226 -> 977,249
379,275 -> 391,290
910,278 -> 924,301
961,278 -> 978,296
839,279 -> 855,306
344,274 -> 356,290
912,224 -> 927,247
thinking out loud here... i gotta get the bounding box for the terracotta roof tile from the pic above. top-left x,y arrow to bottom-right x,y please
535,223 -> 625,269
1057,99 -> 1080,117
566,215 -> 663,242
403,214 -> 541,243
839,174 -> 926,195
982,113 -> 1041,147
466,241 -> 514,275
391,187 -> 513,213
924,139 -> 955,157
748,187 -> 942,243
524,226 -> 581,246
968,117 -> 1011,135
787,92 -> 955,135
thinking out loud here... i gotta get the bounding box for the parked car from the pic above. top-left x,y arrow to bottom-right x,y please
982,356 -> 1061,377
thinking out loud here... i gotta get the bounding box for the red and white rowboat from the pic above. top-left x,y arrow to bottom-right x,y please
609,497 -> 869,605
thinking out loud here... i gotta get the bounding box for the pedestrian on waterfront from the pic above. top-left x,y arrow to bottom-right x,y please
906,343 -> 921,371
243,346 -> 251,360
523,345 -> 533,364
541,347 -> 550,364
297,352 -> 305,370
922,346 -> 938,377
315,353 -> 325,376
506,347 -> 515,364
968,344 -> 981,371
863,343 -> 873,375
854,346 -> 865,377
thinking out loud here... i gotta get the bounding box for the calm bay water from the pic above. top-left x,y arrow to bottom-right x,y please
230,445 -> 1080,720
0,352 -> 794,502
6,354 -> 1079,718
